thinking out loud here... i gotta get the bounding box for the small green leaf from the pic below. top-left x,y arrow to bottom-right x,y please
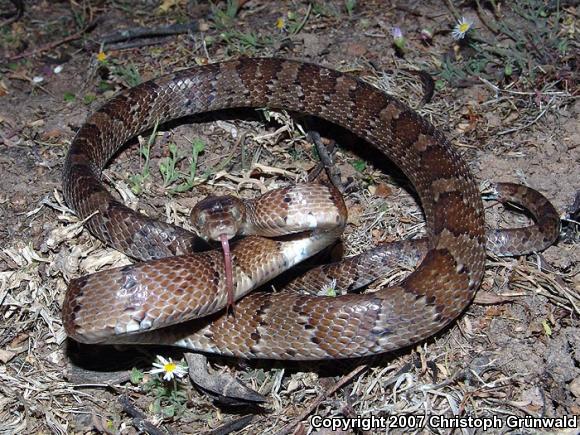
150,398 -> 162,415
63,92 -> 75,102
105,419 -> 115,431
130,367 -> 144,385
163,404 -> 176,417
393,38 -> 405,50
344,0 -> 356,16
139,144 -> 150,160
97,80 -> 114,92
173,182 -> 192,193
192,138 -> 205,154
352,160 -> 366,172
83,93 -> 96,104
204,35 -> 215,46
542,319 -> 552,336
557,39 -> 568,54
504,63 -> 513,77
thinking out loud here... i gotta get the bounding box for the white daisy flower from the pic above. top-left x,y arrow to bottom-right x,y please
452,17 -> 474,40
318,278 -> 338,297
150,355 -> 188,381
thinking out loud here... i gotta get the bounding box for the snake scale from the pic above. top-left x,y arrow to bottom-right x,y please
62,58 -> 559,360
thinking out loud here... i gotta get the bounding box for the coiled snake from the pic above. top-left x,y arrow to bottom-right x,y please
62,58 -> 559,360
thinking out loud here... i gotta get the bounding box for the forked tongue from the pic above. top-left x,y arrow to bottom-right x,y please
220,234 -> 235,315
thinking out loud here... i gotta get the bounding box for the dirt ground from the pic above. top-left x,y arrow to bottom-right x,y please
0,1 -> 578,434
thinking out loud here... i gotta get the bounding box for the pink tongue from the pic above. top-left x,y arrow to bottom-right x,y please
220,234 -> 235,314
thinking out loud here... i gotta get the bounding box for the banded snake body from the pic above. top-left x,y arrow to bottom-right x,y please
62,58 -> 559,360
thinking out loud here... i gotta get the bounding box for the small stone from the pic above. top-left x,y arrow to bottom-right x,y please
344,42 -> 368,57
0,349 -> 16,363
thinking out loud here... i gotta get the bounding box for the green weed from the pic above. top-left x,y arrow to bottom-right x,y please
159,143 -> 181,187
130,368 -> 188,418
210,0 -> 241,30
82,93 -> 96,105
344,0 -> 357,16
63,92 -> 75,102
352,160 -> 366,172
285,5 -> 312,35
311,2 -> 341,18
219,29 -> 274,55
210,2 -> 311,55
129,121 -> 158,194
172,138 -> 206,193
440,0 -> 573,85
112,62 -> 142,87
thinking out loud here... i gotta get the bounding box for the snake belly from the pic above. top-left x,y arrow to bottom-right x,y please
62,57 -> 487,360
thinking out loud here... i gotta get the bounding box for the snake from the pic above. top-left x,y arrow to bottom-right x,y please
61,58 -> 559,360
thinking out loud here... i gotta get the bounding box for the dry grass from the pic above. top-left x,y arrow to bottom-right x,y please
1,78 -> 576,431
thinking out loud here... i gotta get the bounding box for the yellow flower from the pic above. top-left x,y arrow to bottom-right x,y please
452,17 -> 474,40
150,355 -> 188,381
275,17 -> 285,30
96,51 -> 108,62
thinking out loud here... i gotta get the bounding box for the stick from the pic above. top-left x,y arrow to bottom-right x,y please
204,415 -> 254,435
118,395 -> 168,435
8,18 -> 99,61
307,131 -> 343,192
275,365 -> 368,435
100,22 -> 198,44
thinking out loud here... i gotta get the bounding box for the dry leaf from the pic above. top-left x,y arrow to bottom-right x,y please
373,182 -> 393,198
0,349 -> 16,363
158,0 -> 183,13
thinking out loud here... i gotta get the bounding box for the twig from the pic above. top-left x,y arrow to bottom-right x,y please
478,77 -> 568,97
118,395 -> 168,435
307,131 -> 343,191
497,96 -> 556,135
66,364 -> 131,385
7,18 -> 100,61
290,3 -> 311,35
100,22 -> 198,44
275,364 -> 368,435
106,36 -> 174,52
204,415 -> 254,435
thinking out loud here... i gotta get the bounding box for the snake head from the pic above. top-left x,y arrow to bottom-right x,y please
190,195 -> 246,242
